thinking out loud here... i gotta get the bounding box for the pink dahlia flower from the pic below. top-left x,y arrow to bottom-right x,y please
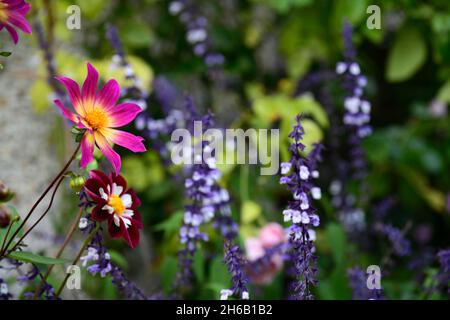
55,63 -> 146,174
0,0 -> 32,44
84,170 -> 143,249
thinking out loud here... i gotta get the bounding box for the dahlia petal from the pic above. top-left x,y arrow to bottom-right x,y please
100,128 -> 146,153
94,132 -> 121,174
54,99 -> 78,123
5,25 -> 18,44
80,133 -> 95,168
82,63 -> 99,103
55,76 -> 84,116
108,217 -> 128,240
89,170 -> 112,189
8,12 -> 32,34
131,210 -> 143,229
111,174 -> 127,192
15,2 -> 31,15
121,194 -> 132,208
84,179 -> 107,202
91,204 -> 109,222
127,224 -> 140,249
128,189 -> 141,208
108,103 -> 142,127
97,79 -> 120,109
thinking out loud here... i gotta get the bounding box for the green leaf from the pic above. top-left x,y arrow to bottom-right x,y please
241,200 -> 262,225
161,255 -> 178,294
7,251 -> 68,265
437,80 -> 450,103
209,256 -> 230,287
108,250 -> 128,270
0,51 -> 11,57
153,211 -> 184,233
325,223 -> 347,268
386,27 -> 427,82
193,250 -> 205,283
256,0 -> 313,13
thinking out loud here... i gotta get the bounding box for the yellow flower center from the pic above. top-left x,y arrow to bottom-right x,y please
84,109 -> 108,130
0,4 -> 8,22
108,194 -> 125,215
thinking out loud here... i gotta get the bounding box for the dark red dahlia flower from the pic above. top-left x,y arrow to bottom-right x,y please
0,0 -> 32,44
84,170 -> 143,249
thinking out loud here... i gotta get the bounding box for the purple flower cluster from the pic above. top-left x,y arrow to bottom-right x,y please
280,114 -> 322,300
436,249 -> 450,293
80,228 -> 150,300
347,267 -> 382,300
337,22 -> 372,138
374,223 -> 411,257
0,278 -> 12,300
372,198 -> 411,258
221,240 -> 249,300
1,257 -> 56,300
330,22 -> 373,235
106,24 -> 149,108
168,0 -> 224,68
175,112 -> 224,288
438,249 -> 450,273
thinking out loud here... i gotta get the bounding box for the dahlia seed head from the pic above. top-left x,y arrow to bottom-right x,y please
0,204 -> 11,229
0,180 -> 13,202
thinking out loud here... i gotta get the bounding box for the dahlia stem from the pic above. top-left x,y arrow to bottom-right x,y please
0,219 -> 17,253
0,144 -> 81,259
32,207 -> 84,300
0,144 -> 80,258
6,175 -> 67,256
55,224 -> 100,298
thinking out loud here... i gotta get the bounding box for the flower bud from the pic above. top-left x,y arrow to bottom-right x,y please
0,180 -> 13,202
0,205 -> 11,229
70,176 -> 86,193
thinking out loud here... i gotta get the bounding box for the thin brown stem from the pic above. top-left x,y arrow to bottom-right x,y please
55,224 -> 100,298
5,174 -> 67,256
33,207 -> 84,299
0,219 -> 17,253
0,145 -> 80,257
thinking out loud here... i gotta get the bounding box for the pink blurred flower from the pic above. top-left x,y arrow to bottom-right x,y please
0,0 -> 32,44
245,237 -> 265,261
54,63 -> 146,174
244,223 -> 286,285
259,222 -> 286,249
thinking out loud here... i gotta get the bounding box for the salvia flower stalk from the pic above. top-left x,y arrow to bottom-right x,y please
174,112 -> 220,289
221,240 -> 249,300
54,63 -> 146,174
80,229 -> 150,300
280,114 -> 322,300
0,0 -> 31,44
331,21 -> 372,235
168,0 -> 225,68
347,267 -> 383,300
